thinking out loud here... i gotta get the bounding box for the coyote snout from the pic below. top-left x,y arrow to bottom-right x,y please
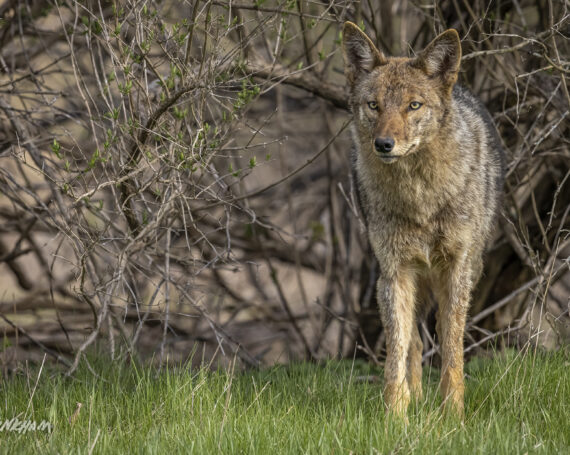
374,137 -> 394,154
342,22 -> 505,418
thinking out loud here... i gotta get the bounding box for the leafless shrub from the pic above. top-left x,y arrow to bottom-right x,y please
0,0 -> 568,373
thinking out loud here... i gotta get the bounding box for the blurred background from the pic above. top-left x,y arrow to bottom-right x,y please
0,0 -> 568,374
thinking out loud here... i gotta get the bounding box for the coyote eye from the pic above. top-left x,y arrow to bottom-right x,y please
409,101 -> 422,110
367,101 -> 378,111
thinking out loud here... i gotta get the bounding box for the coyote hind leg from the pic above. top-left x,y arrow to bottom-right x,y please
407,324 -> 423,401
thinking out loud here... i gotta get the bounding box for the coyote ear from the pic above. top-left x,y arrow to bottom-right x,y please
415,29 -> 461,87
342,21 -> 387,85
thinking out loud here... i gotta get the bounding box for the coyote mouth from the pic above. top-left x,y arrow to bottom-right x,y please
378,155 -> 399,163
375,143 -> 417,163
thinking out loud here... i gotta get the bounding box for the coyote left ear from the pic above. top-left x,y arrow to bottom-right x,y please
415,29 -> 461,87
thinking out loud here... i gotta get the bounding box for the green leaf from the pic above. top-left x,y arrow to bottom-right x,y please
51,139 -> 62,159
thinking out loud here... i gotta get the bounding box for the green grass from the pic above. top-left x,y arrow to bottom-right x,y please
1,349 -> 568,454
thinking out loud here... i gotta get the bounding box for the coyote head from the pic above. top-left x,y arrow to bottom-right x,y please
342,22 -> 461,164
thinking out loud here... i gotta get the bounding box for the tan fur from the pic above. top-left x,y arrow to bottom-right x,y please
342,22 -> 505,418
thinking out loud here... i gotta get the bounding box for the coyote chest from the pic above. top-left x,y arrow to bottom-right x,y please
355,142 -> 473,269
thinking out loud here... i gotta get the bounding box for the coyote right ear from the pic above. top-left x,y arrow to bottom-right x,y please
342,22 -> 387,85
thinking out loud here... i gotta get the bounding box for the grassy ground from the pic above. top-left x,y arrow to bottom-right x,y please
0,349 -> 568,454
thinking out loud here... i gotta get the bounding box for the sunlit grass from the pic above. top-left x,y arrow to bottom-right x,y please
1,349 -> 567,454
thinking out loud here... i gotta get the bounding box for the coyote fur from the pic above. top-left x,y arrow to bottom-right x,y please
342,22 -> 505,417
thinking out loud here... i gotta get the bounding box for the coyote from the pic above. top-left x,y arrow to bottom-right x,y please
342,22 -> 505,417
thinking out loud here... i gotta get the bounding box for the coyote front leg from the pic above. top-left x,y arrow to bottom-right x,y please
377,268 -> 416,416
435,255 -> 472,417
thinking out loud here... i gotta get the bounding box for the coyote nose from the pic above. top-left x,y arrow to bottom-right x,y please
374,137 -> 395,153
